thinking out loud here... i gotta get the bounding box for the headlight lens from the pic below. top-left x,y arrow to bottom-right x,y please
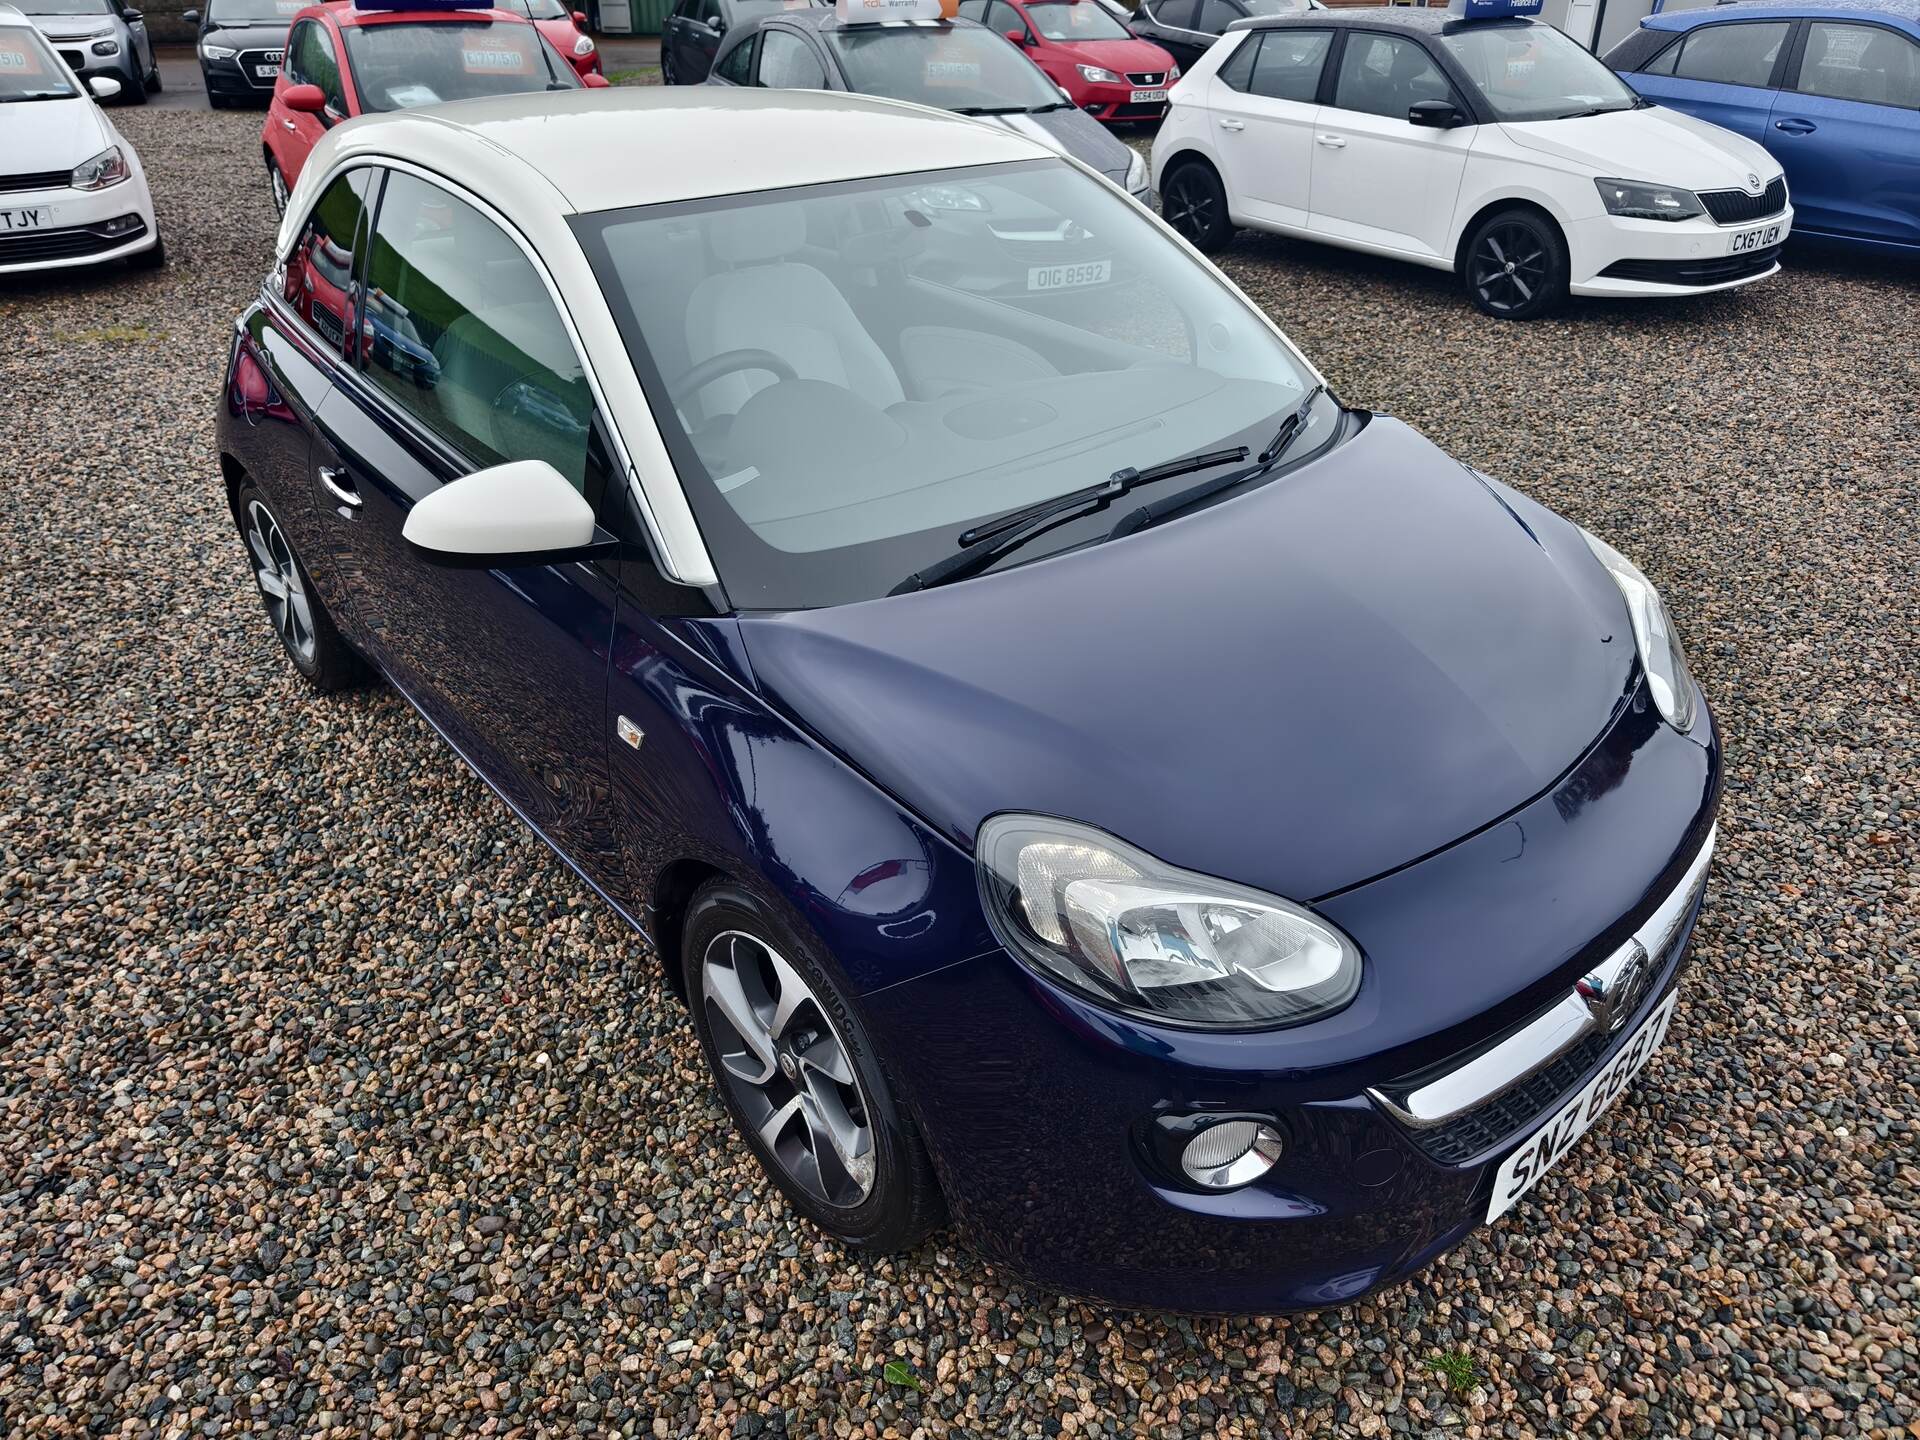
1595,177 -> 1704,222
71,145 -> 130,191
200,42 -> 237,59
1077,63 -> 1121,83
91,38 -> 119,55
1581,528 -> 1697,731
1125,148 -> 1147,195
978,815 -> 1362,1028
573,34 -> 595,55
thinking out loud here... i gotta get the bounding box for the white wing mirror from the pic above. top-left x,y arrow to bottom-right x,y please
88,75 -> 122,99
401,460 -> 607,565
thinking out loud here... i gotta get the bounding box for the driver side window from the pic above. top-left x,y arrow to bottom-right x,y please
714,33 -> 755,82
289,20 -> 345,111
755,29 -> 828,88
1332,32 -> 1453,120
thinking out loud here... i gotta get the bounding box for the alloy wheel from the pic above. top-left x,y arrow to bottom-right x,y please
1469,221 -> 1549,316
701,930 -> 876,1208
244,499 -> 316,666
1162,169 -> 1215,245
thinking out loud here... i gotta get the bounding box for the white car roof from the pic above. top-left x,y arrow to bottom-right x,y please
316,86 -> 1054,218
0,4 -> 36,25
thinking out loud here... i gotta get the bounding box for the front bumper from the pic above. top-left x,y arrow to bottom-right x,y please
41,35 -> 134,83
0,174 -> 159,274
202,52 -> 285,98
1076,80 -> 1171,123
1568,204 -> 1795,298
863,679 -> 1720,1312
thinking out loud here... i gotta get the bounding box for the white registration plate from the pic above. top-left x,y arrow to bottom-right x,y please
0,205 -> 54,231
1487,989 -> 1678,1222
1026,259 -> 1110,291
1728,221 -> 1782,254
1130,88 -> 1167,103
254,62 -> 281,78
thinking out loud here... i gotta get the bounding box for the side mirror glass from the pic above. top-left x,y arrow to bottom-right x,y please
283,81 -> 327,113
1408,98 -> 1463,128
88,74 -> 122,98
402,460 -> 607,565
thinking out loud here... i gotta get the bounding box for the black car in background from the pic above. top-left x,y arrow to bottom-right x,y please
1128,0 -> 1310,71
662,0 -> 817,85
15,0 -> 158,101
182,0 -> 298,107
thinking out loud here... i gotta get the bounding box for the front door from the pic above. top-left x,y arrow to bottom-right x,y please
311,167 -> 620,847
1208,27 -> 1333,230
1309,30 -> 1475,260
1768,20 -> 1920,246
1629,18 -> 1792,144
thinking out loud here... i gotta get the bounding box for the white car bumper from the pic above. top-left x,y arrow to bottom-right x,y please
0,171 -> 160,276
1566,205 -> 1794,299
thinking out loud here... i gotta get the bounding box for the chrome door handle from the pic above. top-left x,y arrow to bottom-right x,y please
1775,117 -> 1816,134
1218,117 -> 1245,131
1316,134 -> 1346,148
283,119 -> 296,130
318,465 -> 362,509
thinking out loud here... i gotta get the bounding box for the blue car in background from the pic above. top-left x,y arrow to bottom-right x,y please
1605,0 -> 1920,253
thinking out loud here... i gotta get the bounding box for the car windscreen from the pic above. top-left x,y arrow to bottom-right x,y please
0,25 -> 79,100
1024,1 -> 1131,42
340,20 -> 579,111
496,0 -> 571,22
572,159 -> 1327,610
824,25 -> 1064,111
207,0 -> 306,22
18,0 -> 109,13
1440,21 -> 1639,122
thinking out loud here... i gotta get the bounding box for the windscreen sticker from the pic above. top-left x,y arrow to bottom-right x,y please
924,59 -> 980,81
0,38 -> 47,73
385,82 -> 443,105
463,44 -> 532,73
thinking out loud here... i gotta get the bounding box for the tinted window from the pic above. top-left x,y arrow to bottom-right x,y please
713,31 -> 754,81
1248,27 -> 1329,101
340,19 -> 580,111
956,0 -> 988,19
362,172 -> 593,490
288,19 -> 345,110
1334,32 -> 1452,118
756,28 -> 827,87
0,24 -> 80,100
1215,29 -> 1258,89
824,25 -> 1062,109
1796,21 -> 1920,107
1670,21 -> 1787,88
284,168 -> 374,362
697,0 -> 720,25
1025,1 -> 1131,42
985,0 -> 1026,36
1195,0 -> 1239,36
208,0 -> 307,21
1146,0 -> 1195,29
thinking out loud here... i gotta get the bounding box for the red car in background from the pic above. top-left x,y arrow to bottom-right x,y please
261,0 -> 605,210
495,0 -> 601,78
961,0 -> 1177,123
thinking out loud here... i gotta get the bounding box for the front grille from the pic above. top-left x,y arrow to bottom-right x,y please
238,48 -> 285,88
0,216 -> 146,264
56,47 -> 86,72
1699,177 -> 1786,225
0,169 -> 72,195
1126,70 -> 1167,85
1600,245 -> 1781,288
1405,1027 -> 1618,1167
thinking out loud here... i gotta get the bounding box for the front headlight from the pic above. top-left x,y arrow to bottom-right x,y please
91,38 -> 119,55
573,33 -> 594,55
71,145 -> 130,191
978,815 -> 1362,1028
1077,63 -> 1121,83
200,42 -> 237,59
1581,528 -> 1698,731
1125,148 -> 1147,195
1595,177 -> 1704,222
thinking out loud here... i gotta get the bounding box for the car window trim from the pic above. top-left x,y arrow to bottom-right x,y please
1783,17 -> 1920,110
1327,26 -> 1478,125
276,150 -> 694,583
1666,17 -> 1798,92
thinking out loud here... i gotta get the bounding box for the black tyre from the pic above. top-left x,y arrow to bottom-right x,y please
128,233 -> 165,271
233,481 -> 367,691
147,62 -> 162,91
1160,158 -> 1234,253
266,157 -> 289,215
1461,207 -> 1568,321
681,881 -> 945,1253
120,65 -> 147,104
661,49 -> 676,83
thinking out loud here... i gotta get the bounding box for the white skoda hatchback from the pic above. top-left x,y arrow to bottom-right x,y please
1150,0 -> 1792,318
0,3 -> 163,274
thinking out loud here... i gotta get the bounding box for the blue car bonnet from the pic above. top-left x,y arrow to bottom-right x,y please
735,416 -> 1638,902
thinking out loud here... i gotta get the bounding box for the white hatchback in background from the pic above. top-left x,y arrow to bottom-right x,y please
0,2 -> 163,275
1150,0 -> 1791,319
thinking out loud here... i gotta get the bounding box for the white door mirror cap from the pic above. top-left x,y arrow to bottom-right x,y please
402,460 -> 603,565
89,75 -> 123,99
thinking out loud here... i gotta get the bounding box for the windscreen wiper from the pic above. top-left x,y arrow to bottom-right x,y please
952,105 -> 1031,115
1107,383 -> 1327,541
889,444 -> 1249,596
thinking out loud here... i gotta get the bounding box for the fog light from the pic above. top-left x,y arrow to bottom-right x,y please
1179,1119 -> 1284,1190
100,214 -> 141,235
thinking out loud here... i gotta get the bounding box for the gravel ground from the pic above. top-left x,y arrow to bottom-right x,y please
2,107 -> 1915,1440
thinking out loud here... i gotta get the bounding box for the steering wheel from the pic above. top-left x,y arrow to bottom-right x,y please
668,349 -> 798,404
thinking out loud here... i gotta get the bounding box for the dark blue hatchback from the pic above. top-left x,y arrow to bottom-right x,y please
1605,0 -> 1920,254
217,88 -> 1720,1313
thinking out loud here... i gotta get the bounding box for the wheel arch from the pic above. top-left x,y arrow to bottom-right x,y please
1451,194 -> 1568,277
648,856 -> 733,1004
